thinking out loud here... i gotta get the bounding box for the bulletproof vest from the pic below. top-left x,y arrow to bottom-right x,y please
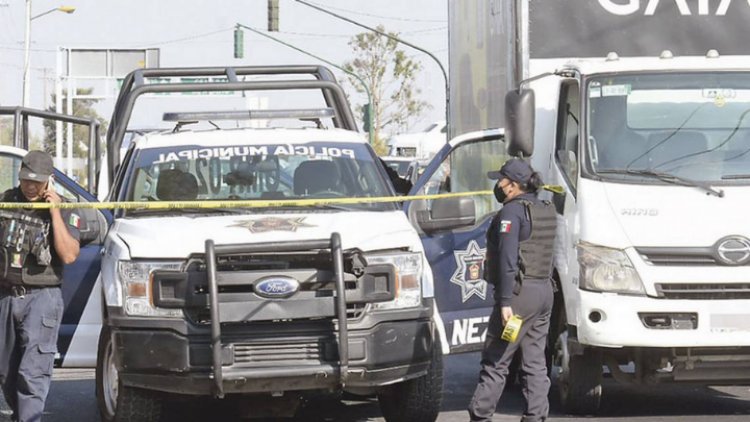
517,199 -> 557,280
0,189 -> 62,286
484,213 -> 500,285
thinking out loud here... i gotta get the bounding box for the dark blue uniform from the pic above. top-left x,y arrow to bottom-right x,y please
0,187 -> 81,422
469,192 -> 554,422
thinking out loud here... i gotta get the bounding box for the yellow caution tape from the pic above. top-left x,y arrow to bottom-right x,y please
0,190 -> 492,210
0,185 -> 565,210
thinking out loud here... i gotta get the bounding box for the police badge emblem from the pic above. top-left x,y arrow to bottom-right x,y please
229,217 -> 314,233
450,240 -> 488,302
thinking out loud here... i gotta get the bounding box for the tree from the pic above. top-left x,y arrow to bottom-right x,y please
43,88 -> 109,187
343,26 -> 430,155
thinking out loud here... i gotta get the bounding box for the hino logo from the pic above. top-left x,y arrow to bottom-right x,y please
255,277 -> 300,298
713,236 -> 750,266
598,0 -> 750,16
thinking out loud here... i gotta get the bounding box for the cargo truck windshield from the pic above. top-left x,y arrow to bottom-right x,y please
586,72 -> 750,184
124,141 -> 396,212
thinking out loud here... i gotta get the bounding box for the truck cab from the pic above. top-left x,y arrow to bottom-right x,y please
512,51 -> 750,413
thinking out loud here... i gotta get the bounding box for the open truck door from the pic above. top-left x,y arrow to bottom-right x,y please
0,107 -> 110,367
404,129 -> 507,353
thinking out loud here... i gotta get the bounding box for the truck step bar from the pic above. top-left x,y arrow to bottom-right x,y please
204,233 -> 348,398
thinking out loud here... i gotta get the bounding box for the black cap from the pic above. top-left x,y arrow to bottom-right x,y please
19,150 -> 54,182
487,158 -> 533,184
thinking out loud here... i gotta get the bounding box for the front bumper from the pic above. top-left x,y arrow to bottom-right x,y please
575,290 -> 750,348
114,318 -> 433,395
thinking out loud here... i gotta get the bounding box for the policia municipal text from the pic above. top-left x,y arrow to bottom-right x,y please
468,158 -> 557,422
0,151 -> 81,422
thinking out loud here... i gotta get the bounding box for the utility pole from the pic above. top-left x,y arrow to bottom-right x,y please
294,0 -> 450,143
22,0 -> 31,107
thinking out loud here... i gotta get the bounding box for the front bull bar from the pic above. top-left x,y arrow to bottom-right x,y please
204,233 -> 348,398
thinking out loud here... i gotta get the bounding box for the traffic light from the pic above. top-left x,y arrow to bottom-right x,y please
268,0 -> 279,32
362,103 -> 371,132
233,27 -> 244,59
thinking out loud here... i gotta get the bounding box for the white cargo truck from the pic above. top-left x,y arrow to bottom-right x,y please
450,0 -> 750,414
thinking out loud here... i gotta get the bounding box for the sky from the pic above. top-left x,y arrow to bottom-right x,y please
0,0 -> 448,137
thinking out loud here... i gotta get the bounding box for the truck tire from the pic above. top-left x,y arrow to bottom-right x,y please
96,325 -> 118,422
556,336 -> 602,415
96,325 -> 163,422
377,339 -> 443,422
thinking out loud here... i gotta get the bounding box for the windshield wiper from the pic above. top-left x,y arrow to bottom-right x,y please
129,207 -> 244,216
722,174 -> 750,180
598,169 -> 725,197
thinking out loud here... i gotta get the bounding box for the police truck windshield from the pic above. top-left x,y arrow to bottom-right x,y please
587,72 -> 750,184
124,142 -> 396,211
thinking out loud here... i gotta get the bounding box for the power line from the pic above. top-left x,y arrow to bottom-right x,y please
279,26 -> 445,39
0,45 -> 57,53
302,0 -> 446,23
128,27 -> 235,48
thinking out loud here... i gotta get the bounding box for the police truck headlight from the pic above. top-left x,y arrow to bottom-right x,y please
367,252 -> 423,310
118,260 -> 184,317
577,242 -> 645,295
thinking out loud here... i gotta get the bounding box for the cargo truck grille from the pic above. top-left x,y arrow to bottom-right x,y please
638,249 -> 716,266
655,283 -> 750,300
638,247 -> 750,267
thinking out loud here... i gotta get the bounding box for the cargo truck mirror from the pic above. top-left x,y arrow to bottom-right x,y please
505,89 -> 535,157
417,197 -> 476,233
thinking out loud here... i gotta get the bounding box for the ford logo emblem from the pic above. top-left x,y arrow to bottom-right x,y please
255,277 -> 300,299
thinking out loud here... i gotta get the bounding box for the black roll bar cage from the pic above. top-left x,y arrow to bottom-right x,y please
0,106 -> 101,191
106,65 -> 358,183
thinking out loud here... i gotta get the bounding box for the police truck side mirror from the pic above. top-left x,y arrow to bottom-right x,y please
505,89 -> 535,157
77,208 -> 107,246
416,197 -> 476,233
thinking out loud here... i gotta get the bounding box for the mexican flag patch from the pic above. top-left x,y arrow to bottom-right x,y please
69,213 -> 81,229
500,220 -> 512,233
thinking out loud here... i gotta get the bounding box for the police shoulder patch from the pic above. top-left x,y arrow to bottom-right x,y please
68,213 -> 81,229
500,220 -> 512,233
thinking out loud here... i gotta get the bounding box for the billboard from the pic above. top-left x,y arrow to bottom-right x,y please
529,0 -> 750,58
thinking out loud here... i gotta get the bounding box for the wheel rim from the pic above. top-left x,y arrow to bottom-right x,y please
553,330 -> 570,399
102,339 -> 119,417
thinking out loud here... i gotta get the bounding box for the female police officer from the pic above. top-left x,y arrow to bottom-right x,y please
468,158 -> 556,422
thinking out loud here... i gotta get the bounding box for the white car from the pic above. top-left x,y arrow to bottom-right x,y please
387,120 -> 448,159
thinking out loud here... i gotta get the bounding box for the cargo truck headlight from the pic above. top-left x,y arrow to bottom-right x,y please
117,260 -> 184,317
367,252 -> 423,310
577,242 -> 645,295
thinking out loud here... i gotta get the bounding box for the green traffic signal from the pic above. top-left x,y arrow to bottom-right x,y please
362,103 -> 371,132
233,28 -> 244,59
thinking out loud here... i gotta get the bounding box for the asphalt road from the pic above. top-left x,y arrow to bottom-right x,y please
1,352 -> 749,421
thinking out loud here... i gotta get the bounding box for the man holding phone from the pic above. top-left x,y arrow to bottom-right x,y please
0,150 -> 81,422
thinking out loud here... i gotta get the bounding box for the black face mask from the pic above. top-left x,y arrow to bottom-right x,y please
493,184 -> 507,203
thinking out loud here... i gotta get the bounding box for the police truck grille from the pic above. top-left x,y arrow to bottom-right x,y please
655,283 -> 750,300
232,341 -> 331,365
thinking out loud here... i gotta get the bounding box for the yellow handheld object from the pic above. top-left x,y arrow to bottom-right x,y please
501,315 -> 523,343
542,184 -> 565,195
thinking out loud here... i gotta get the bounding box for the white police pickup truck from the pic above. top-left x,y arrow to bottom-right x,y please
1,68 -> 511,421
93,66 -> 469,422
